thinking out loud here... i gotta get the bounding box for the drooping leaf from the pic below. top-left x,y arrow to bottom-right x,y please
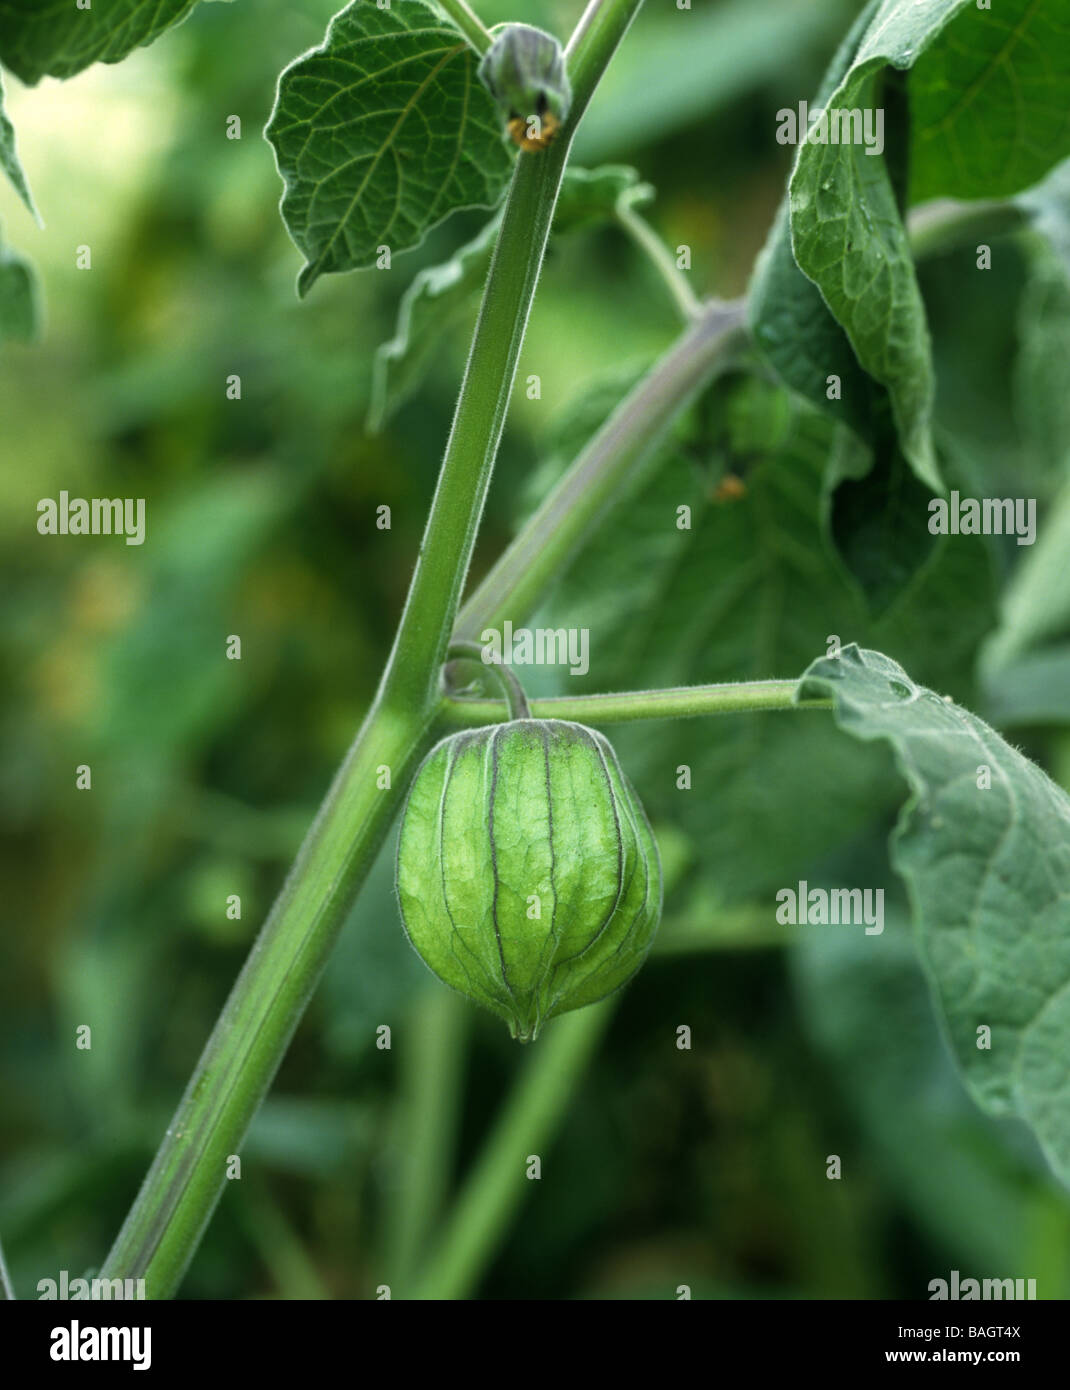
0,0 -> 199,84
784,0 -> 987,495
0,69 -> 37,219
747,0 -> 945,606
747,0 -> 881,446
265,0 -> 514,295
0,230 -> 38,343
798,644 -> 1070,1192
910,1 -> 1070,203
368,165 -> 650,427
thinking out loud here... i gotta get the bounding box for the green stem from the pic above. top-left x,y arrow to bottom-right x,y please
617,198 -> 701,323
99,0 -> 646,1301
387,990 -> 468,1292
454,298 -> 747,644
439,679 -> 830,728
446,640 -> 532,720
412,1000 -> 615,1300
437,0 -> 494,55
385,4 -> 642,717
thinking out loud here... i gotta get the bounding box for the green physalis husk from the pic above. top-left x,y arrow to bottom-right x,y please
396,719 -> 662,1041
477,24 -> 572,152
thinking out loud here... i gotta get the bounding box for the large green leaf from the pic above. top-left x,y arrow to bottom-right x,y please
748,1 -> 881,447
523,373 -> 996,904
0,229 -> 37,343
910,1 -> 1070,203
0,0 -> 199,83
368,165 -> 650,428
265,0 -> 513,295
747,1 -> 945,606
0,69 -> 36,219
798,644 -> 1070,1191
784,0 -> 990,495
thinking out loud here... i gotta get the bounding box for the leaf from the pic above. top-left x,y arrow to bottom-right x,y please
0,230 -> 38,343
524,372 -> 997,903
265,0 -> 514,295
797,644 -> 1070,1192
748,197 -> 879,449
0,69 -> 37,219
368,165 -> 649,427
0,0 -> 199,84
747,1 -> 944,603
822,398 -> 940,613
784,0 -> 986,495
910,0 -> 1070,203
747,0 -> 881,438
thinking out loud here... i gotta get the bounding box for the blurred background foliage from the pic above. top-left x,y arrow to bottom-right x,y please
2,0 -> 1070,1300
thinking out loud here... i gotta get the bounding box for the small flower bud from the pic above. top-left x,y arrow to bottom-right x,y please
478,24 -> 572,151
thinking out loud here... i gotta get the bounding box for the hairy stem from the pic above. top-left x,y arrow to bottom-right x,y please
99,0 -> 646,1301
439,679 -> 831,727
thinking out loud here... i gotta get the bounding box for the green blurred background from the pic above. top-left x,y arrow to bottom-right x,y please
3,0 -> 1070,1299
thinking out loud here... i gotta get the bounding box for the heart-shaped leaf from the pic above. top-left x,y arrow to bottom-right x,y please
266,0 -> 514,295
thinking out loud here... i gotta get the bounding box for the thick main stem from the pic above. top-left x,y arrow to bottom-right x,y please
99,0 -> 645,1300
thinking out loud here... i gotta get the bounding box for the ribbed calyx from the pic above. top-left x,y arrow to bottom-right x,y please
396,719 -> 662,1041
